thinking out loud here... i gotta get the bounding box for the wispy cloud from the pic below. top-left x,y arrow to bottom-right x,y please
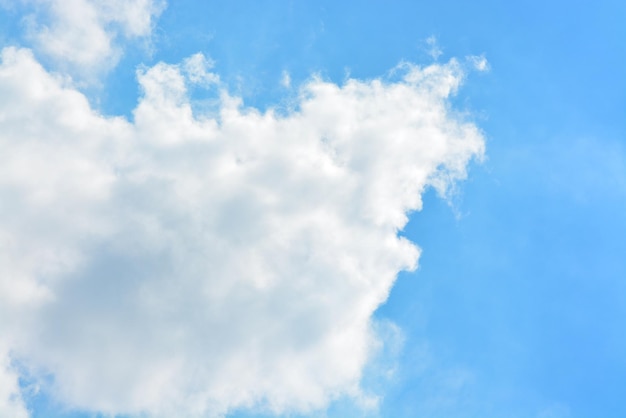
425,36 -> 443,61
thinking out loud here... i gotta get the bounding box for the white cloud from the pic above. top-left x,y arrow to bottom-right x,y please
281,70 -> 291,88
182,53 -> 220,86
468,55 -> 490,72
0,46 -> 485,417
425,35 -> 443,61
0,346 -> 29,418
19,0 -> 165,74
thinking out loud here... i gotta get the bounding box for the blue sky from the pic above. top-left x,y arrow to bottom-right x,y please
1,1 -> 625,418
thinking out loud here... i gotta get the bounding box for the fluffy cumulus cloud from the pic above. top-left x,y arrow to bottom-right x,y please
15,0 -> 165,73
0,45 -> 484,417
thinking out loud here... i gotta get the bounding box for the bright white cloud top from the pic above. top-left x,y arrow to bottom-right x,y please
0,3 -> 485,417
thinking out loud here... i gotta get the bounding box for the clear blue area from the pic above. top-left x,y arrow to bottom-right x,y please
4,0 -> 625,417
